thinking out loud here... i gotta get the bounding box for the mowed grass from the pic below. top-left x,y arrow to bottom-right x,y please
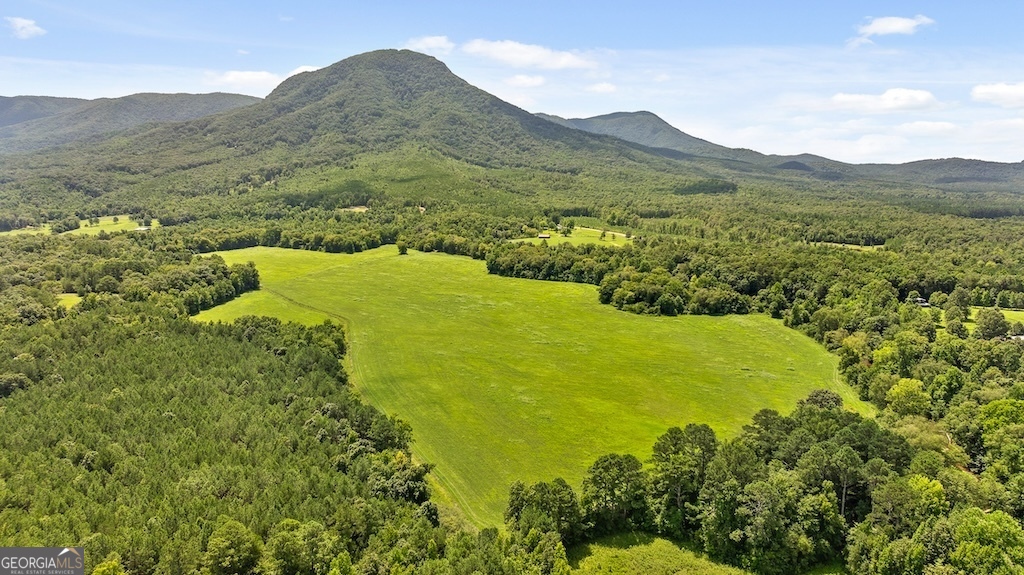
515,227 -> 633,247
568,533 -> 749,575
196,247 -> 865,526
72,215 -> 160,235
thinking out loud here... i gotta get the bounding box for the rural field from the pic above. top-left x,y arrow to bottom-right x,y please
197,246 -> 866,526
0,214 -> 158,237
513,226 -> 634,247
567,533 -> 750,575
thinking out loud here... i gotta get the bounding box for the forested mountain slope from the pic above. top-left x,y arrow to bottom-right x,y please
0,49 -> 735,225
0,95 -> 87,127
0,92 -> 260,154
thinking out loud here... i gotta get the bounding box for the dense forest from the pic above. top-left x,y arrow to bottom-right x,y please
5,49 -> 1024,574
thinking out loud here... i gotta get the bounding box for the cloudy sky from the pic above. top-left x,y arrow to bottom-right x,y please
2,1 -> 1023,163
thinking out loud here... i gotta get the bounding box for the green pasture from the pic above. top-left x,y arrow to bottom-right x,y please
567,533 -> 845,575
515,226 -> 632,247
568,533 -> 748,575
196,247 -> 865,526
938,307 -> 1024,334
72,215 -> 159,235
0,215 -> 158,237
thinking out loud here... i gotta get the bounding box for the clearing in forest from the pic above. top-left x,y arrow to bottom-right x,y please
196,246 -> 866,526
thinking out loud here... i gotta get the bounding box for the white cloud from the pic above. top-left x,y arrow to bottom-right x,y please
971,82 -> 1024,108
585,82 -> 617,94
462,39 -> 596,69
653,73 -> 671,83
5,16 -> 46,39
504,74 -> 545,88
237,49 -> 250,55
849,15 -> 934,47
859,15 -> 934,37
404,35 -> 455,56
204,65 -> 319,94
896,121 -> 957,135
831,88 -> 938,113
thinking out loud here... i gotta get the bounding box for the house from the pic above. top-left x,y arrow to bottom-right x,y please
913,297 -> 930,308
538,233 -> 551,239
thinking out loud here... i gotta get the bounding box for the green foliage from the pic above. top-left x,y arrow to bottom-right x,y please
4,47 -> 1024,575
91,554 -> 125,575
975,307 -> 1010,340
205,518 -> 263,575
0,303 -> 411,573
582,454 -> 649,535
672,179 -> 738,196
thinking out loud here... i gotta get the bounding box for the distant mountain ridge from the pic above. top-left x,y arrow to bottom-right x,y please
537,111 -> 764,163
0,92 -> 261,154
0,96 -> 87,128
2,48 -> 1023,222
538,111 -> 1024,191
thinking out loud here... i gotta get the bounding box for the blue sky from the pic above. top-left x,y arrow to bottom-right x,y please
2,1 -> 1023,163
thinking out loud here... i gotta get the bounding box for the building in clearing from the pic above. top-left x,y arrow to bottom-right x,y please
538,233 -> 550,239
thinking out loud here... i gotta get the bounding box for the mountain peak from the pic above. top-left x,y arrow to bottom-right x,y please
266,49 -> 460,108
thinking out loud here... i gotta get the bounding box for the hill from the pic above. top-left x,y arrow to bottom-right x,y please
0,92 -> 261,154
0,50 -> 728,222
0,95 -> 86,127
537,111 -> 763,163
540,110 -> 1024,191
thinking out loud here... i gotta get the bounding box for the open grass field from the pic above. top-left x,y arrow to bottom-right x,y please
514,226 -> 633,247
196,246 -> 866,526
567,533 -> 749,575
566,533 -> 846,575
72,215 -> 160,235
938,307 -> 1024,334
0,215 -> 159,237
57,293 -> 82,308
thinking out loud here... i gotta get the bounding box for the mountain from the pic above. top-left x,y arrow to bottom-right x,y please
0,96 -> 87,128
537,111 -> 764,163
0,50 -> 717,219
190,49 -> 685,170
0,92 -> 261,154
538,111 -> 1024,191
4,48 -> 1023,225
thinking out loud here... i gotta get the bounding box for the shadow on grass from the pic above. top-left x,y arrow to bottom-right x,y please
566,532 -> 847,574
566,532 -> 666,569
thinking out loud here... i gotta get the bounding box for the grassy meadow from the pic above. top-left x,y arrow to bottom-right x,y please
515,226 -> 633,247
568,533 -> 749,575
0,215 -> 158,237
196,247 -> 866,526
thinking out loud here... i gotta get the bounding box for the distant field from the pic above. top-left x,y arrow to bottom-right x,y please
515,226 -> 632,247
196,247 -> 866,526
57,294 -> 82,308
939,307 -> 1024,334
813,241 -> 884,252
72,215 -> 159,235
0,215 -> 159,237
